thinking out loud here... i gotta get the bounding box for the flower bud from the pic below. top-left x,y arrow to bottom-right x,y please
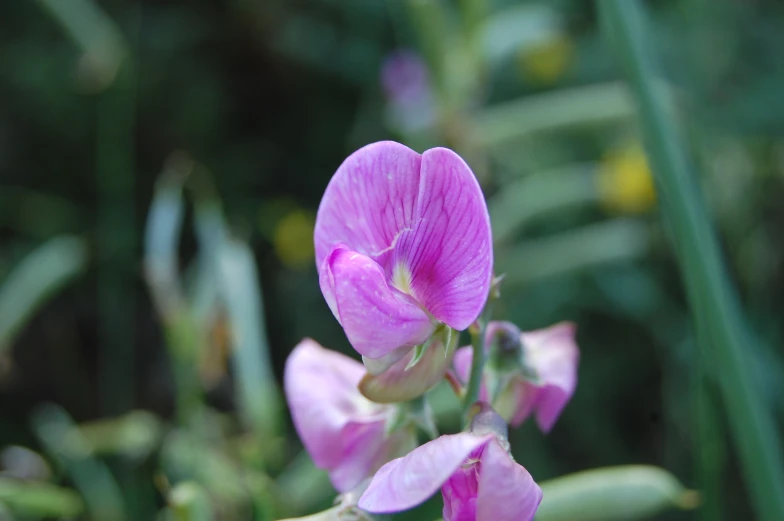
453,321 -> 579,432
468,402 -> 509,452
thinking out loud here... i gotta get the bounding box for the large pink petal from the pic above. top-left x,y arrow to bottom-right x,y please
284,340 -> 382,471
392,147 -> 493,330
521,322 -> 579,432
319,246 -> 435,358
329,420 -> 388,493
477,440 -> 542,521
358,433 -> 491,513
314,141 -> 422,267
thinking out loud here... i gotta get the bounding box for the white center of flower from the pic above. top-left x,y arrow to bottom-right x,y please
392,263 -> 412,295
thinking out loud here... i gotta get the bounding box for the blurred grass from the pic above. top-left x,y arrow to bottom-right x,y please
600,2 -> 784,520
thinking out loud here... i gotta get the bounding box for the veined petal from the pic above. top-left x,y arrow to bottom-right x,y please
314,141 -> 422,267
441,460 -> 480,521
477,440 -> 542,521
358,433 -> 491,514
521,322 -> 579,432
319,246 -> 435,359
330,420 -> 389,493
359,334 -> 454,403
284,340 -> 380,471
393,148 -> 492,331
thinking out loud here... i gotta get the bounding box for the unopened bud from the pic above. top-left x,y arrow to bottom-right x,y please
468,402 -> 510,452
486,321 -> 523,371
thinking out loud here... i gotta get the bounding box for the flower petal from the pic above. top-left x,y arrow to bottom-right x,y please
319,246 -> 435,358
508,381 -> 540,428
314,141 -> 422,267
452,345 -> 473,383
441,462 -> 479,521
521,322 -> 579,432
477,440 -> 542,521
358,433 -> 491,514
362,346 -> 411,376
283,340 -> 381,472
359,334 -> 454,403
329,420 -> 389,493
392,147 -> 492,330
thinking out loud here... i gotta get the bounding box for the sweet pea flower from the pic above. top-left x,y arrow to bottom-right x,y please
284,339 -> 415,493
315,141 -> 493,382
453,321 -> 579,432
359,404 -> 542,521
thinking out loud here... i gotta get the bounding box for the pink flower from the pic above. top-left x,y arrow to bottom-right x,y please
381,50 -> 432,108
358,408 -> 542,521
314,142 -> 493,377
380,50 -> 436,132
453,321 -> 579,432
284,339 -> 414,493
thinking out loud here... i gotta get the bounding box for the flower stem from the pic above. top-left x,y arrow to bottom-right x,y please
599,2 -> 784,520
462,301 -> 494,421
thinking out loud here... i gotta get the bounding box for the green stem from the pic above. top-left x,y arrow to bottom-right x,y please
599,2 -> 784,520
462,301 -> 494,420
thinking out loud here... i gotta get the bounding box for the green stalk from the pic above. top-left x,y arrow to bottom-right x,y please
462,301 -> 494,421
599,2 -> 784,520
93,7 -> 137,416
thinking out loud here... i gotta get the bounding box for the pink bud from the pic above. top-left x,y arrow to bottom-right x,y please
453,321 -> 579,432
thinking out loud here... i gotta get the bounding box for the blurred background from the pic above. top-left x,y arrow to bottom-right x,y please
1,0 -> 784,520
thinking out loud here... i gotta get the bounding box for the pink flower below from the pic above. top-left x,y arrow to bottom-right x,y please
358,432 -> 542,521
283,339 -> 413,493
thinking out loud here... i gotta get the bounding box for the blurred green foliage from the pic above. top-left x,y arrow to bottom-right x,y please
1,0 -> 784,520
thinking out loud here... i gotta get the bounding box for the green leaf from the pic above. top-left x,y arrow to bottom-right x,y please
535,466 -> 698,521
405,343 -> 428,370
0,478 -> 83,518
167,482 -> 215,521
495,219 -> 649,286
217,236 -> 282,440
31,404 -> 127,521
0,236 -> 87,353
599,2 -> 784,519
472,83 -> 636,148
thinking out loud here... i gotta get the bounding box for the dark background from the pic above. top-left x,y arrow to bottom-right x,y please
1,0 -> 784,520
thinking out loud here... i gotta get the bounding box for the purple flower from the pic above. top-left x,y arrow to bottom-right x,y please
380,50 -> 436,132
453,322 -> 579,432
358,417 -> 542,521
284,339 -> 414,493
314,141 -> 493,379
381,50 -> 432,107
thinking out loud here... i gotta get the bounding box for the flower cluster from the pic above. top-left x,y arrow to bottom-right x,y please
282,142 -> 580,521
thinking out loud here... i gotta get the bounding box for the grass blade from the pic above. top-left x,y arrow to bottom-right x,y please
599,2 -> 784,519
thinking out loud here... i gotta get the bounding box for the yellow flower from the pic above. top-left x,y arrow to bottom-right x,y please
273,210 -> 315,269
518,35 -> 573,85
598,143 -> 657,214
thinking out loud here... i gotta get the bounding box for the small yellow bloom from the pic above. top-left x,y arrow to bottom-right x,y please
598,143 -> 657,214
518,35 -> 573,85
273,210 -> 315,269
